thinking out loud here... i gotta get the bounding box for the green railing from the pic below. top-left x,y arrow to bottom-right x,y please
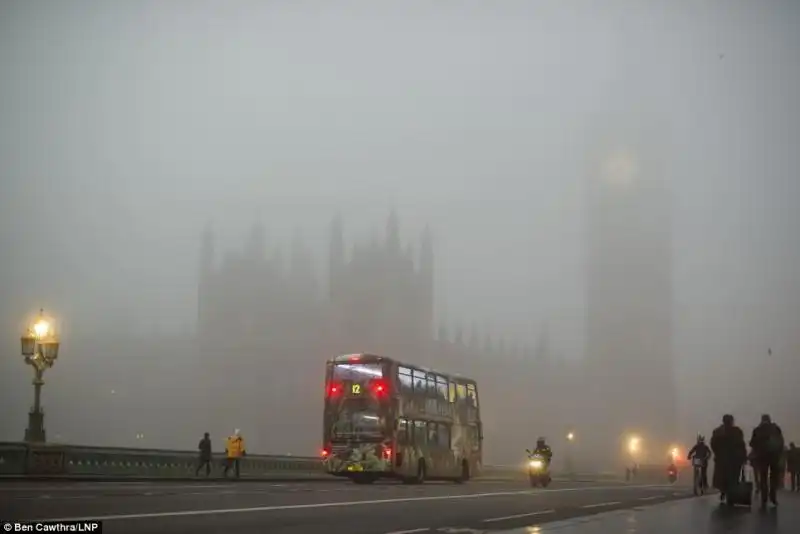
1,442 -> 662,482
0,441 -> 323,479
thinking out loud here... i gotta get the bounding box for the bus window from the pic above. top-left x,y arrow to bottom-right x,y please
414,420 -> 427,446
467,384 -> 478,408
435,376 -> 448,402
426,374 -> 437,396
332,362 -> 383,382
427,421 -> 438,446
412,369 -> 426,393
456,384 -> 466,401
398,367 -> 413,392
448,382 -> 456,403
438,424 -> 451,449
397,418 -> 409,445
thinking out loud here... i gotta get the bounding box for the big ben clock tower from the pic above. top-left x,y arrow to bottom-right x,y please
583,126 -> 678,464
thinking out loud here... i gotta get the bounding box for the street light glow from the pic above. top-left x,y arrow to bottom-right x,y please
567,432 -> 575,441
670,447 -> 679,460
33,319 -> 51,339
628,436 -> 641,454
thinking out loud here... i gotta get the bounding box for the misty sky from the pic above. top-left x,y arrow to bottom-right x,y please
2,0 -> 799,429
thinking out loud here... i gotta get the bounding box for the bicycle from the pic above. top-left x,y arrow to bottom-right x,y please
692,457 -> 706,495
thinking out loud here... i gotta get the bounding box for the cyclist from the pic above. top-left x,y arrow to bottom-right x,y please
687,434 -> 712,490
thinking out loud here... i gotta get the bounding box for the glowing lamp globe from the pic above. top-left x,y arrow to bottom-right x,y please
21,331 -> 36,357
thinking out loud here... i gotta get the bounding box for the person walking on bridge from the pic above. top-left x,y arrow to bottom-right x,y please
224,429 -> 246,478
195,432 -> 212,477
710,414 -> 747,502
788,442 -> 800,492
749,414 -> 784,508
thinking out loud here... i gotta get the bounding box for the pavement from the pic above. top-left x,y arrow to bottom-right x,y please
494,490 -> 800,534
0,479 -> 693,534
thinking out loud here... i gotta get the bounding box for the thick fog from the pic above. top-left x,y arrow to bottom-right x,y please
1,0 -> 799,467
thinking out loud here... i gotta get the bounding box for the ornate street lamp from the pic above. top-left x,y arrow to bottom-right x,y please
21,309 -> 60,442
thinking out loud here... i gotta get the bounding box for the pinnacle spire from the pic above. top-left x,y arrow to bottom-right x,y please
386,209 -> 400,251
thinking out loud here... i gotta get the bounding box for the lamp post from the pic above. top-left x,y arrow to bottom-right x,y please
625,435 -> 641,480
20,309 -> 60,443
565,431 -> 576,474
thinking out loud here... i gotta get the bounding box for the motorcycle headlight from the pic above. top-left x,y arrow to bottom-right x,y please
529,460 -> 543,469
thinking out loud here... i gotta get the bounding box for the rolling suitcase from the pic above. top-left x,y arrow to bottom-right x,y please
726,466 -> 753,507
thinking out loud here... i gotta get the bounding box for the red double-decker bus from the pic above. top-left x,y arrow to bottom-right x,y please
322,353 -> 483,484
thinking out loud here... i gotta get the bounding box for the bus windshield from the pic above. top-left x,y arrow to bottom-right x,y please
331,362 -> 383,382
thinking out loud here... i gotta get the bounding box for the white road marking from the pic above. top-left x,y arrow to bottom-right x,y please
483,509 -> 555,522
15,495 -> 94,501
385,529 -> 429,534
581,501 -> 621,509
0,484 -> 235,492
32,485 -> 665,523
638,496 -> 659,501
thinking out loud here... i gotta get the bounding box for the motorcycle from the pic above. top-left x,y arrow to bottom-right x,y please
667,464 -> 678,484
525,449 -> 552,488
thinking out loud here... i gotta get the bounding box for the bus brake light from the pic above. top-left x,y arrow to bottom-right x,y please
327,383 -> 342,397
321,446 -> 331,458
383,447 -> 392,460
371,380 -> 388,397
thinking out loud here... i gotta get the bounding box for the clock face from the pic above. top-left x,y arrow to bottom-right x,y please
601,148 -> 638,186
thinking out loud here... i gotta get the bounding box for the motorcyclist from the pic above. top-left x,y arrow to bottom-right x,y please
687,434 -> 712,489
531,437 -> 553,466
667,459 -> 678,482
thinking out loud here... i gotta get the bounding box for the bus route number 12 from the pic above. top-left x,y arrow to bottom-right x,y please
351,383 -> 362,395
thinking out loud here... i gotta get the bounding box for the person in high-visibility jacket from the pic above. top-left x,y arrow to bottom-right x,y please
223,429 -> 246,478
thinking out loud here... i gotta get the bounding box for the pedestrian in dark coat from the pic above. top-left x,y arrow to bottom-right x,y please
710,414 -> 747,501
